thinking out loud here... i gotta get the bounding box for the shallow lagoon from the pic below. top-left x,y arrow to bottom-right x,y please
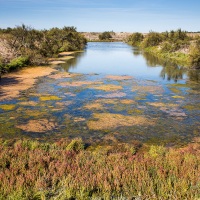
0,42 -> 199,146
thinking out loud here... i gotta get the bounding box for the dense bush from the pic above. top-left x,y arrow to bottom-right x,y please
189,39 -> 200,68
142,32 -> 163,48
128,32 -> 144,46
99,31 -> 112,40
0,24 -> 87,70
7,56 -> 29,70
127,29 -> 197,68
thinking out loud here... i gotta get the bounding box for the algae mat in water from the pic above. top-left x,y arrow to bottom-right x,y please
0,71 -> 199,146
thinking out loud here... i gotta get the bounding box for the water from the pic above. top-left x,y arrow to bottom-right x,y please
61,42 -> 195,83
0,42 -> 200,146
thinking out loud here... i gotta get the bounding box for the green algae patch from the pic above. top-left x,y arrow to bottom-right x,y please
132,86 -> 163,94
39,96 -> 62,101
95,99 -> 118,105
91,84 -> 123,91
128,109 -> 143,115
60,81 -> 103,87
169,87 -> 181,94
169,83 -> 190,88
49,72 -> 82,79
148,102 -> 178,108
16,118 -> 57,133
84,102 -> 104,110
172,96 -> 185,99
183,104 -> 200,111
0,104 -> 16,111
87,113 -> 155,130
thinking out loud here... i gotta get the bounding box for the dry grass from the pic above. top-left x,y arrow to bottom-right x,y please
18,101 -> 38,106
48,61 -> 65,65
58,51 -> 75,56
106,75 -> 133,80
87,113 -> 155,130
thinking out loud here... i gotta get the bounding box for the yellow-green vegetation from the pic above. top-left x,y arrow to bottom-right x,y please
0,138 -> 199,199
0,104 -> 15,111
39,95 -> 62,101
87,113 -> 155,130
148,102 -> 178,108
84,102 -> 104,110
172,95 -> 185,99
169,87 -> 182,94
16,119 -> 57,133
59,81 -> 103,87
91,84 -> 123,91
132,85 -> 163,94
184,104 -> 200,110
128,29 -> 200,68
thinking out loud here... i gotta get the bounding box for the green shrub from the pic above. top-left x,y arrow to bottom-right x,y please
66,138 -> 84,152
189,46 -> 200,68
128,32 -> 144,46
7,56 -> 29,71
149,145 -> 166,158
142,32 -> 163,48
161,42 -> 173,53
99,32 -> 112,40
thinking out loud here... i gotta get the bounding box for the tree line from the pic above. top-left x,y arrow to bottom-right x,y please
128,29 -> 200,68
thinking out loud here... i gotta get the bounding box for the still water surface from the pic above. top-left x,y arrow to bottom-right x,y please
62,42 -> 194,83
0,42 -> 199,146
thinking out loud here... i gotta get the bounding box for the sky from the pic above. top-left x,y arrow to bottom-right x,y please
0,0 -> 199,32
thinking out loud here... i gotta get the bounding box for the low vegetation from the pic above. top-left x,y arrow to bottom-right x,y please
0,138 -> 199,199
128,29 -> 200,68
0,24 -> 87,74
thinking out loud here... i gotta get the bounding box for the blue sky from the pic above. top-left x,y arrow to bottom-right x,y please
0,0 -> 199,32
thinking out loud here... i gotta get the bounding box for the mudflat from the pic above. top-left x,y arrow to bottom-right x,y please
0,66 -> 57,101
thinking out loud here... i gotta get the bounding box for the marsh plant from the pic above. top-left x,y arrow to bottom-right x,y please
0,138 -> 199,199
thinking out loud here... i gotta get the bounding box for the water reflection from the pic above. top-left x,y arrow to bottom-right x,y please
59,42 -> 199,83
60,52 -> 86,71
187,69 -> 200,83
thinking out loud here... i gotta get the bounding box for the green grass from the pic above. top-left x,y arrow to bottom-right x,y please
0,138 -> 199,199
